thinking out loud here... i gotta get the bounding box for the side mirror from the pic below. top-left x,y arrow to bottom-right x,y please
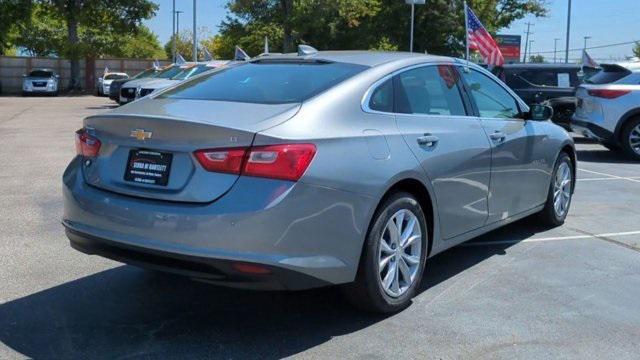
528,104 -> 553,121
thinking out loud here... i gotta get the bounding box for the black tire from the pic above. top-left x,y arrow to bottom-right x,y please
343,191 -> 428,313
620,117 -> 640,161
538,153 -> 574,226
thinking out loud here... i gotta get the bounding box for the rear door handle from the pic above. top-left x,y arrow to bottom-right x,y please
417,134 -> 439,147
489,131 -> 506,142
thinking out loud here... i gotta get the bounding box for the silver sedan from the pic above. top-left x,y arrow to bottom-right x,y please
63,50 -> 575,312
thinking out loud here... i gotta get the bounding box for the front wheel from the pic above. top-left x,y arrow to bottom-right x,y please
344,192 -> 427,313
538,153 -> 574,226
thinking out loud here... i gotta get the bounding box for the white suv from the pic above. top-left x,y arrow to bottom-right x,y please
572,62 -> 640,160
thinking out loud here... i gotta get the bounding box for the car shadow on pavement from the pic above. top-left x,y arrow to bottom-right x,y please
576,149 -> 637,164
0,218 -> 546,359
85,104 -> 119,110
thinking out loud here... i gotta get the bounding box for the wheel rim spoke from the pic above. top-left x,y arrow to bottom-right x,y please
552,162 -> 572,217
378,209 -> 423,298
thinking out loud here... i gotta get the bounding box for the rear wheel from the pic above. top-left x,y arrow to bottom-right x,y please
538,153 -> 573,226
621,117 -> 640,161
344,192 -> 427,313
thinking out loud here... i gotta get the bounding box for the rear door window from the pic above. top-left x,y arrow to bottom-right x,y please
395,65 -> 467,116
160,61 -> 368,104
368,79 -> 394,112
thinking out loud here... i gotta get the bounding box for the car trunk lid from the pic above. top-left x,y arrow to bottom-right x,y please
82,98 -> 300,203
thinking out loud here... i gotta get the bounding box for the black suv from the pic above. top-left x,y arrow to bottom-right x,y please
493,64 -> 592,131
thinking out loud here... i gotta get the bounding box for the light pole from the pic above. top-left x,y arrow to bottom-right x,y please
175,10 -> 183,52
583,36 -> 592,51
193,0 -> 197,62
565,0 -> 572,63
529,40 -> 534,61
172,0 -> 176,62
523,22 -> 533,63
405,0 -> 426,52
553,38 -> 560,63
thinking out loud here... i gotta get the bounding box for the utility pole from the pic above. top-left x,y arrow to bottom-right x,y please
553,38 -> 560,63
529,40 -> 534,61
192,0 -> 197,62
172,0 -> 176,62
523,22 -> 534,63
565,0 -> 572,63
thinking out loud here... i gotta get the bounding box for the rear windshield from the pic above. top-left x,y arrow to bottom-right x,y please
159,61 -> 368,104
104,74 -> 128,80
155,65 -> 184,79
586,65 -> 631,84
504,68 -> 579,88
28,70 -> 53,78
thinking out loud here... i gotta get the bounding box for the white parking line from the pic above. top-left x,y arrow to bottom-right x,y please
578,168 -> 640,183
462,230 -> 640,247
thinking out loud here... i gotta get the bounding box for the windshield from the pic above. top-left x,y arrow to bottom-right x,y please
160,61 -> 368,104
132,68 -> 159,80
171,65 -> 213,80
104,74 -> 128,80
155,65 -> 184,79
586,65 -> 631,84
28,70 -> 53,78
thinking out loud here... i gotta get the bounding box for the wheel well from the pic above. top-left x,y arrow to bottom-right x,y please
615,112 -> 640,144
560,145 -> 577,193
379,179 -> 434,256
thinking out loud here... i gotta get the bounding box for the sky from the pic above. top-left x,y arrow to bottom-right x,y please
145,0 -> 639,62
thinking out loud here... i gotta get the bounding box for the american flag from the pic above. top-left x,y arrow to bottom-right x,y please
466,4 -> 504,66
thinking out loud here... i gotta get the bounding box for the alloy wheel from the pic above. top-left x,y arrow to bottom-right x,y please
553,162 -> 572,218
629,124 -> 640,155
378,209 -> 422,298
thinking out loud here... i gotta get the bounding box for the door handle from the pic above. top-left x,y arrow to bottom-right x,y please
489,131 -> 506,142
417,134 -> 439,147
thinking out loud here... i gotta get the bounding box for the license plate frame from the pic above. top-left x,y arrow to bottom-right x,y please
124,149 -> 173,186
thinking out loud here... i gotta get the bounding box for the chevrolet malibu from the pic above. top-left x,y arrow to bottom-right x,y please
63,50 -> 576,312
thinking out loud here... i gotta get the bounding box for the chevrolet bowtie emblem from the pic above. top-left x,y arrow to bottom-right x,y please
130,129 -> 152,141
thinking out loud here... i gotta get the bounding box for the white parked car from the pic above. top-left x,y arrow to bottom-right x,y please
22,68 -> 59,96
572,62 -> 640,160
97,72 -> 129,96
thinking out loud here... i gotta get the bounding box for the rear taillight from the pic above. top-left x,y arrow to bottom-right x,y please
194,143 -> 316,181
75,129 -> 101,157
587,89 -> 631,99
193,148 -> 246,174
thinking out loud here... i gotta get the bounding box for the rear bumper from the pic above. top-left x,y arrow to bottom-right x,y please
66,227 -> 329,290
571,118 -> 614,142
63,157 -> 374,288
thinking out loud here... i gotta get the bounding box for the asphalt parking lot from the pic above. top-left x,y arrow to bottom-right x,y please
1,96 -> 639,359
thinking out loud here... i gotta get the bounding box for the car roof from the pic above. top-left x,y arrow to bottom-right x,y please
252,50 -> 454,67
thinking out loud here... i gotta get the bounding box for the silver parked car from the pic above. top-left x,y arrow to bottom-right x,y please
572,62 -> 640,160
63,51 -> 576,312
119,64 -> 184,104
132,61 -> 230,100
22,68 -> 59,96
96,72 -> 129,96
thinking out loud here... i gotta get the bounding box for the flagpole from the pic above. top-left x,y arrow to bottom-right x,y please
464,1 -> 470,71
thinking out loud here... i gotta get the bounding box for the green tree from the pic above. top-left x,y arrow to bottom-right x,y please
34,0 -> 158,90
529,54 -> 545,63
218,0 -> 547,57
0,0 -> 31,55
15,4 -> 66,57
119,26 -> 165,59
163,27 -> 215,61
633,42 -> 640,58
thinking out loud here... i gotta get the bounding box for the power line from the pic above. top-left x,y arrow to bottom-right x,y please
530,40 -> 638,55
